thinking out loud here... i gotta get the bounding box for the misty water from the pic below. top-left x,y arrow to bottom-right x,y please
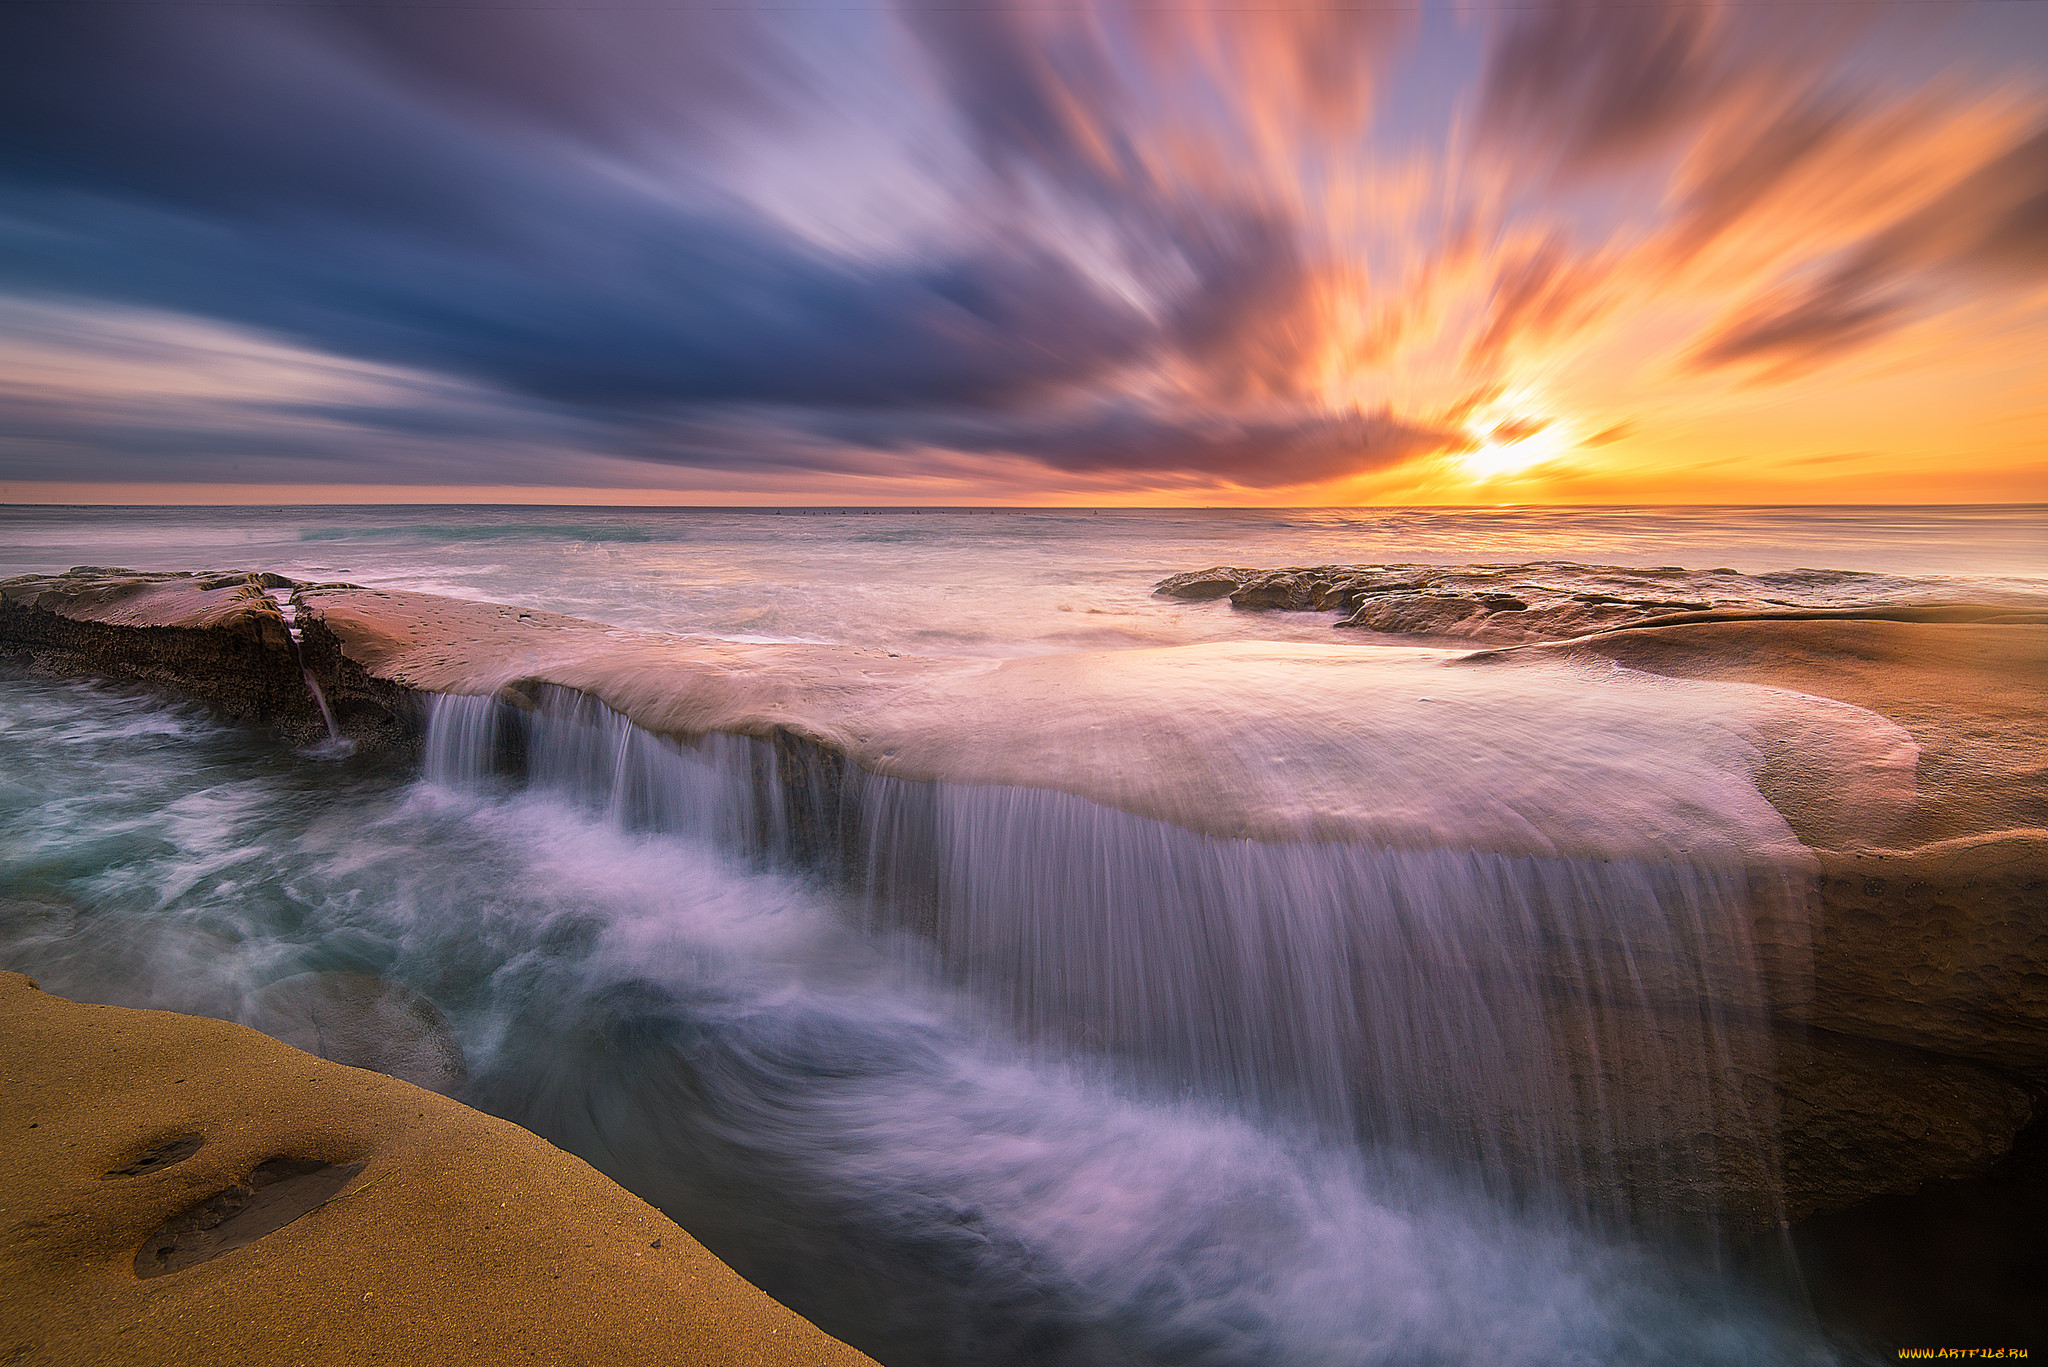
4,506 -> 2045,1364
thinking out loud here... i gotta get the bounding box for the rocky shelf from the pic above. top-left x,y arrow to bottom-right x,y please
1154,561 -> 2048,644
3,565 -> 2045,1234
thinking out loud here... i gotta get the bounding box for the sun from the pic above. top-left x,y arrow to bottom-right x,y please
1457,389 -> 1573,482
1461,429 -> 1561,479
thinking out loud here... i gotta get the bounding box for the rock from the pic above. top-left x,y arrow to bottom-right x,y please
1153,560 -> 2048,645
0,972 -> 879,1366
0,569 -> 415,752
10,571 -> 2046,1232
1775,1030 -> 2036,1221
1151,567 -> 1253,600
1309,580 -> 1360,611
1339,592 -> 1489,636
1801,838 -> 2048,1073
247,971 -> 468,1094
1228,572 -> 1323,610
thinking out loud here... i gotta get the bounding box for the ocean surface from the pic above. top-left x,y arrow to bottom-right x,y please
3,504 -> 2042,656
3,505 -> 2043,1365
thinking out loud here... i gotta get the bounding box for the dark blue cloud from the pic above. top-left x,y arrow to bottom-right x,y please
817,402 -> 1457,486
0,1 -> 1419,488
0,6 -> 1153,418
10,0 -> 2037,490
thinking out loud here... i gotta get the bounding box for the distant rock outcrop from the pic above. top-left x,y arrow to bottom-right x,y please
1155,562 -> 2048,644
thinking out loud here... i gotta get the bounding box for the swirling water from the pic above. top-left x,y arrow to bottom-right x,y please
0,674 -> 1846,1365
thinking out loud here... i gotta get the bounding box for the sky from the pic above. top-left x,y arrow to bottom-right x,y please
1,0 -> 2044,506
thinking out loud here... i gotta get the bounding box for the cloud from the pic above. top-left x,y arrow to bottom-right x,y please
1692,118 -> 2048,374
823,399 -> 1461,488
0,7 -> 1160,416
0,0 -> 2043,496
1478,0 -> 1739,174
1577,421 -> 1635,449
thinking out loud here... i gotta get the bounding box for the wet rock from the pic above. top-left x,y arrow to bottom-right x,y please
1339,593 -> 1490,636
1152,567 -> 1254,600
1309,581 -> 1360,612
0,573 -> 322,736
12,571 -> 2047,1233
104,1132 -> 205,1179
247,971 -> 467,1094
1774,1031 -> 2036,1221
1228,572 -> 1324,611
1154,560 -> 2048,645
0,568 -> 416,752
135,1156 -> 366,1277
1441,1007 -> 2035,1227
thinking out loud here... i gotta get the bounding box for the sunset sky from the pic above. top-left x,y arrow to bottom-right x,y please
2,0 -> 2044,506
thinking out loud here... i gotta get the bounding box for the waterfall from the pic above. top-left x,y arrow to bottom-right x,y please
300,668 -> 343,745
851,774 -> 1795,1229
423,685 -> 1800,1231
270,586 -> 352,754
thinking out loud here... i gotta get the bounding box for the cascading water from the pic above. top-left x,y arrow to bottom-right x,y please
268,586 -> 352,755
851,777 -> 1800,1231
300,669 -> 344,745
424,686 -> 1798,1233
411,686 -> 1844,1365
0,673 -> 1855,1366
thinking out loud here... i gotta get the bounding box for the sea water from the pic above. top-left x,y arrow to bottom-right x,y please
1,504 -> 2041,656
4,505 -> 2042,1363
0,674 -> 1833,1365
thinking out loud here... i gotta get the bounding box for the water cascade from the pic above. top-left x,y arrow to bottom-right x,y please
0,670 -> 1849,1367
424,685 -> 1805,1233
268,587 -> 351,754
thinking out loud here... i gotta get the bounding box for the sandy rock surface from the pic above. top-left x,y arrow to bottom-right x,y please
0,972 -> 878,1367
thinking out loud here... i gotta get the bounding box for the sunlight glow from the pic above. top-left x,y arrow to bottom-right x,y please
1457,389 -> 1574,483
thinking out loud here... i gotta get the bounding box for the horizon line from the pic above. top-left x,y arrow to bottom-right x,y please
6,498 -> 2046,511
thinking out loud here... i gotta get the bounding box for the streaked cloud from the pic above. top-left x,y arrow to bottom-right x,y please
0,0 -> 2042,502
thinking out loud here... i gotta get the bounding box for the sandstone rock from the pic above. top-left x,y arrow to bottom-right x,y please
1775,1029 -> 2036,1221
0,569 -> 414,752
1151,566 -> 1253,599
1154,560 -> 2048,645
0,973 -> 878,1366
1226,570 -> 1330,610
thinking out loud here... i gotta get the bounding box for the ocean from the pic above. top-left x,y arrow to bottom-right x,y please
3,504 -> 2043,1364
3,504 -> 2042,655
